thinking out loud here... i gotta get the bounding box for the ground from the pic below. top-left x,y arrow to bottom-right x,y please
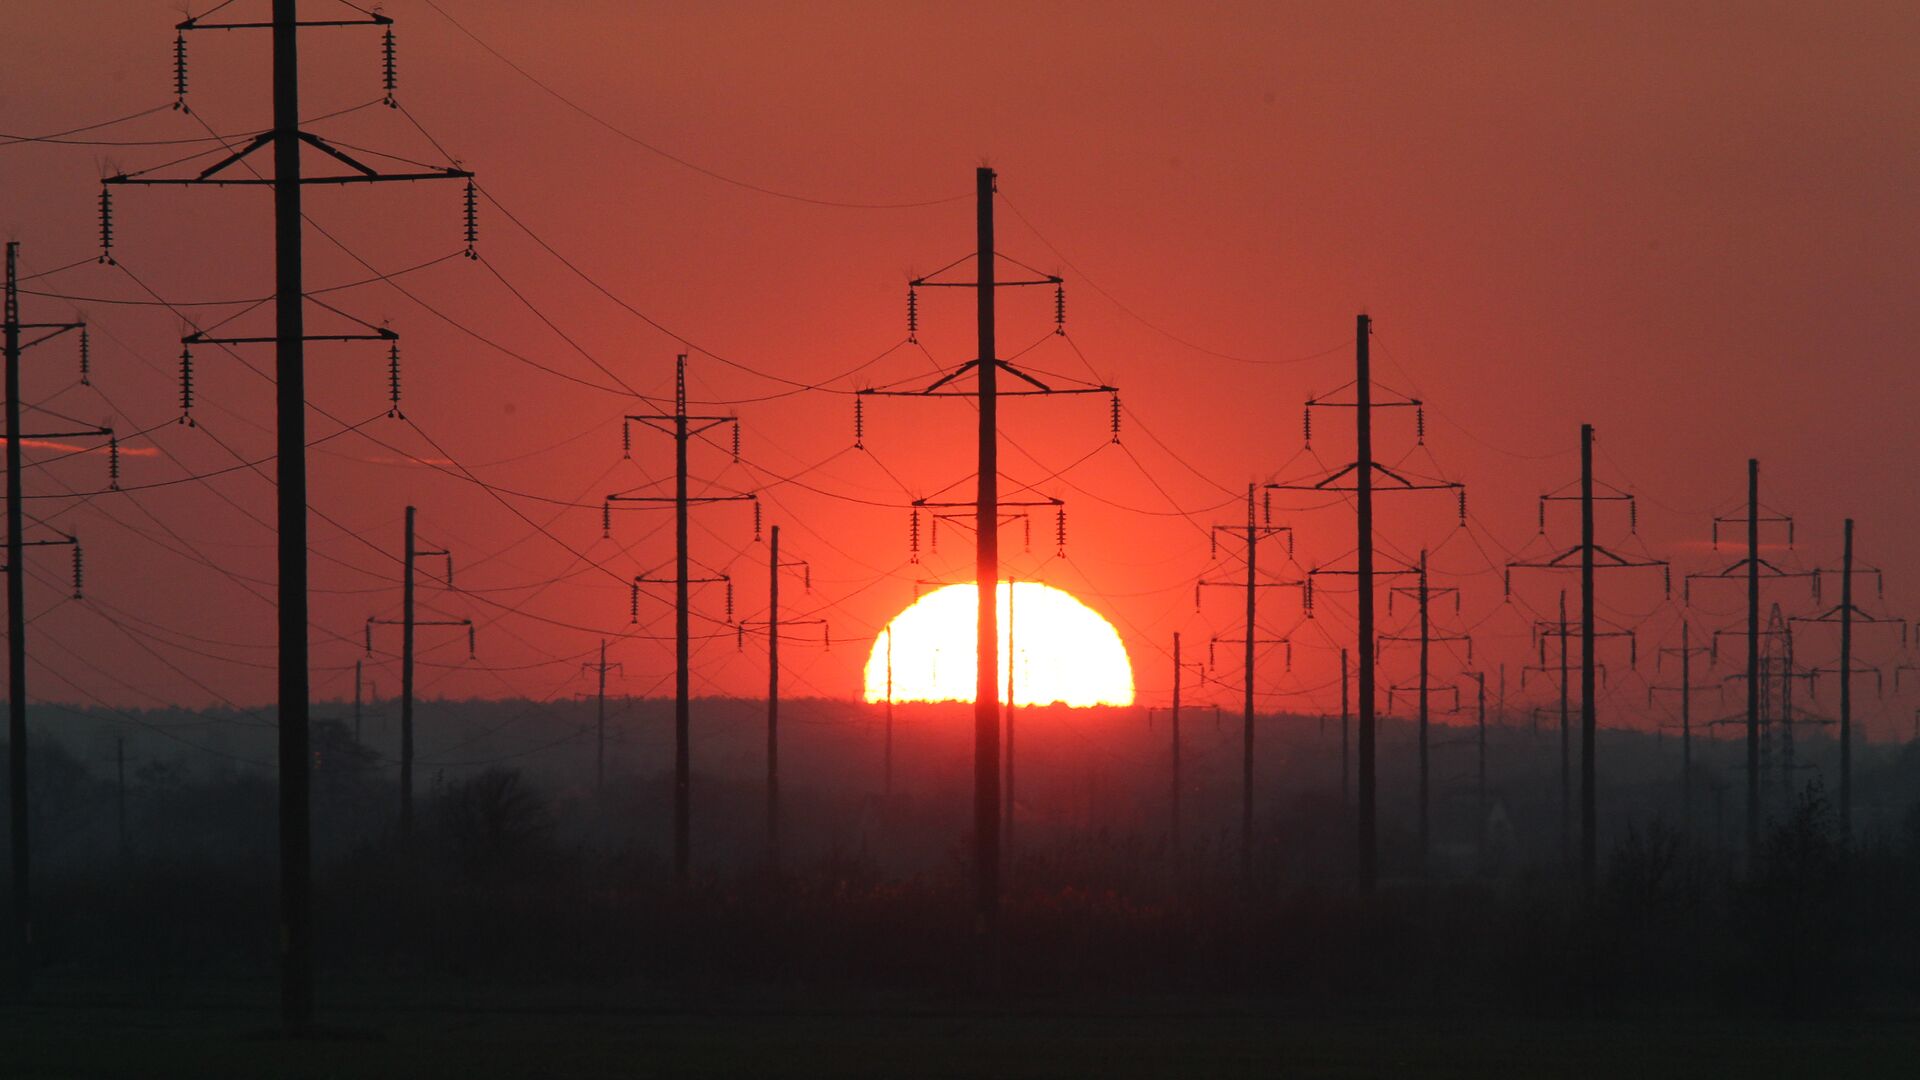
3,993 -> 1917,1079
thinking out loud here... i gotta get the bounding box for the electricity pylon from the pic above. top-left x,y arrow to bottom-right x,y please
607,354 -> 755,884
1685,459 -> 1815,859
581,642 -> 623,793
364,506 -> 471,836
1269,314 -> 1466,891
1197,483 -> 1300,890
1168,632 -> 1207,854
1648,621 -> 1712,832
4,243 -> 113,992
1519,590 -> 1622,865
1793,519 -> 1906,836
1506,424 -> 1666,887
858,166 -> 1114,941
1718,605 -> 1822,809
1380,550 -> 1471,874
103,0 -> 473,1031
734,524 -> 826,867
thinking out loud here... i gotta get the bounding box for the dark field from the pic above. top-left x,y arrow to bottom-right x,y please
6,995 -> 1920,1079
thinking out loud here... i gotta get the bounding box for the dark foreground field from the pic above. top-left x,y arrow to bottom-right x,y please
5,993 -> 1919,1080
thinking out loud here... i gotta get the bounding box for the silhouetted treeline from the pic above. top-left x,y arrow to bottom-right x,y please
5,699 -> 1919,1016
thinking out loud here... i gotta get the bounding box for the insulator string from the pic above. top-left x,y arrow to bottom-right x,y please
386,341 -> 403,418
382,28 -> 398,105
177,346 -> 195,426
462,180 -> 478,258
97,187 -> 114,265
172,33 -> 190,112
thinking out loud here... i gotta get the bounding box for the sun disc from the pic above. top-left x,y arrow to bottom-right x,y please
863,582 -> 1134,707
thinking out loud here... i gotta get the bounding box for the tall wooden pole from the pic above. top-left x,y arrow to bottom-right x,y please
1681,621 -> 1693,831
4,244 -> 29,990
884,629 -> 893,796
1746,459 -> 1760,859
972,166 -> 1002,934
1559,588 -> 1570,865
1171,632 -> 1183,850
674,357 -> 693,882
1580,423 -> 1597,888
1004,580 -> 1016,859
1839,518 -> 1854,837
272,0 -> 313,1031
595,640 -> 608,793
767,526 -> 780,865
399,505 -> 417,836
1241,483 -> 1257,890
1475,670 -> 1487,828
1340,648 -> 1350,807
1417,550 -> 1430,876
1356,314 -> 1378,891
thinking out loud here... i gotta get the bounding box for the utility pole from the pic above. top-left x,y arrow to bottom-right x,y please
1474,671 -> 1488,827
1650,621 -> 1711,832
1005,579 -> 1016,858
1508,424 -> 1666,887
1685,460 -> 1812,860
884,628 -> 894,796
1382,550 -> 1468,875
1341,648 -> 1351,806
365,507 -> 468,836
1793,520 -> 1903,839
1172,632 -> 1182,851
1271,314 -> 1465,892
610,353 -> 755,882
860,167 -> 1113,939
735,525 -> 822,867
1198,484 -> 1299,890
581,642 -> 623,793
105,2 -> 471,1031
5,243 -> 106,992
353,659 -> 363,743
1520,593 -> 1625,867
1169,632 -> 1205,854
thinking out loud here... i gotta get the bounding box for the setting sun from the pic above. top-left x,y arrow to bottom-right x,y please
863,582 -> 1135,707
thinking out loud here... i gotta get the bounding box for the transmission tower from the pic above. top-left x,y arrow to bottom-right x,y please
1793,519 -> 1906,836
606,353 -> 755,883
857,166 -> 1114,940
103,0 -> 472,1031
364,506 -> 470,836
1684,459 -> 1815,860
1648,621 -> 1712,832
4,243 -> 113,991
581,642 -> 624,794
1197,483 -> 1300,890
734,524 -> 826,867
1518,590 -> 1624,865
1506,424 -> 1666,888
1718,606 -> 1822,811
1380,550 -> 1471,874
1269,314 -> 1466,892
1167,632 -> 1207,855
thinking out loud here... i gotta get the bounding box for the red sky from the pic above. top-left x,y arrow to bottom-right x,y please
1,1 -> 1915,735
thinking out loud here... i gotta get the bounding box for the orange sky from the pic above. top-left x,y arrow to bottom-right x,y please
0,2 -> 1915,734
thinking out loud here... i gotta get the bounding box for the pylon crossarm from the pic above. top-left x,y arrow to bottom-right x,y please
14,324 -> 83,350
295,132 -> 379,177
17,427 -> 112,441
180,11 -> 391,30
185,331 -> 394,345
1589,544 -> 1667,569
108,168 -> 470,187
